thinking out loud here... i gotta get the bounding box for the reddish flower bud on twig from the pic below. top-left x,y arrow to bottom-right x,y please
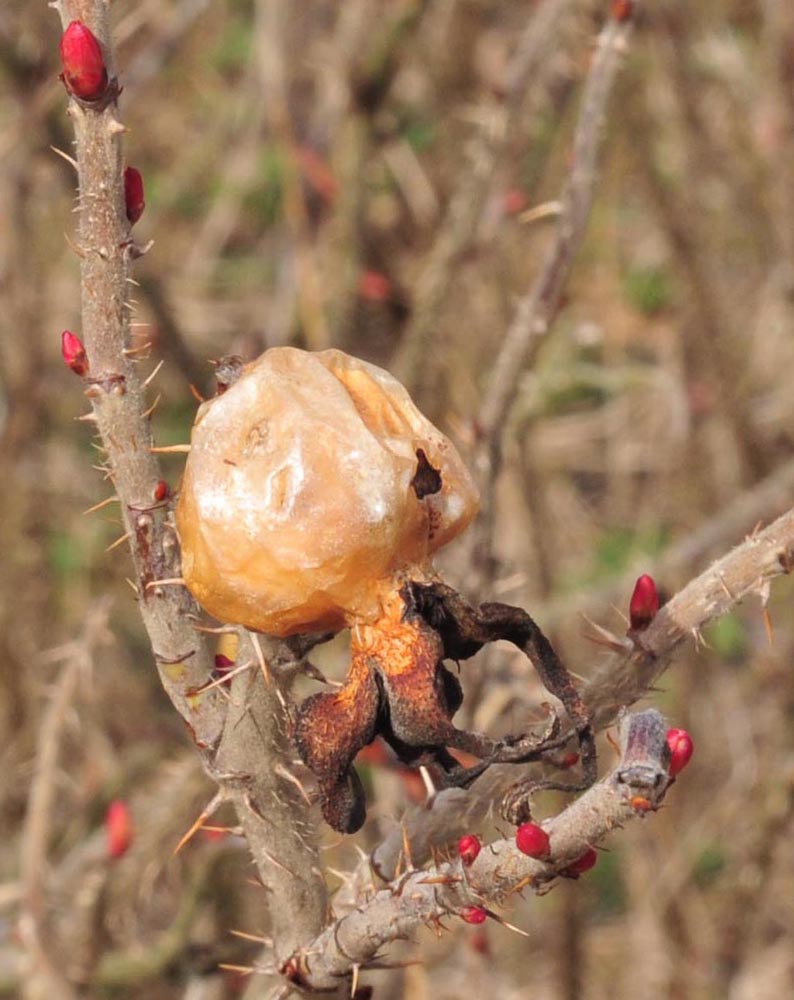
629,574 -> 659,631
666,728 -> 694,777
124,167 -> 145,225
457,834 -> 481,867
611,0 -> 634,22
515,822 -> 551,859
560,847 -> 598,878
61,330 -> 88,376
630,795 -> 652,813
153,479 -> 171,502
105,799 -> 133,859
60,21 -> 108,101
460,905 -> 487,925
358,270 -> 392,303
214,653 -> 235,673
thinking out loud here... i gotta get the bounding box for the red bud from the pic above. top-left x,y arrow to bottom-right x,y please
124,167 -> 145,225
153,479 -> 171,502
105,799 -> 133,859
358,270 -> 392,303
630,795 -> 652,813
460,905 -> 487,925
60,21 -> 108,101
515,822 -> 551,859
629,574 -> 659,631
666,728 -> 694,777
502,188 -> 528,215
61,330 -> 88,376
560,847 -> 598,878
611,0 -> 634,21
457,834 -> 482,867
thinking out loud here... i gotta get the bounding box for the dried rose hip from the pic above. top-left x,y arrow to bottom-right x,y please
177,348 -> 480,831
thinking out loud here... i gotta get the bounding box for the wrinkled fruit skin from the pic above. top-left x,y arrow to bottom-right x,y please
177,347 -> 479,636
60,21 -> 108,101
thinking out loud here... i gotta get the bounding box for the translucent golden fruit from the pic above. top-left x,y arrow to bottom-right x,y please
176,348 -> 479,635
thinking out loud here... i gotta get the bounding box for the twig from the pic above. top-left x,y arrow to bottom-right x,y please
54,0 -> 328,981
53,0 -> 223,748
365,497 -> 794,879
471,4 -> 637,589
393,0 -> 574,393
17,600 -> 110,1000
287,710 -> 670,992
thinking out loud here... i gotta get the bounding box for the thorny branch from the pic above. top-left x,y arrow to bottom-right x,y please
359,498 -> 794,880
53,0 -> 328,982
284,709 -> 671,994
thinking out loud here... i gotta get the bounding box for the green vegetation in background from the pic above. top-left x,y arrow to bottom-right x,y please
693,843 -> 726,887
704,613 -> 747,663
623,264 -> 674,316
589,846 -> 626,916
210,12 -> 253,76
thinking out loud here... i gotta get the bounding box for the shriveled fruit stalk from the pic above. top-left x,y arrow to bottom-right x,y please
177,347 -> 595,832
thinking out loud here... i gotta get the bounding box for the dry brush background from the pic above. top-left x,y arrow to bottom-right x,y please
2,1 -> 794,998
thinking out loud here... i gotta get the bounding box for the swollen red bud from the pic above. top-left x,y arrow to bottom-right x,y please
105,799 -> 133,859
153,479 -> 171,502
611,0 -> 634,21
60,21 -> 108,101
124,167 -> 145,225
358,270 -> 391,303
457,834 -> 481,867
666,728 -> 694,777
460,905 -> 487,925
61,330 -> 88,376
630,795 -> 652,813
629,574 -> 659,631
515,822 -> 551,859
560,847 -> 598,878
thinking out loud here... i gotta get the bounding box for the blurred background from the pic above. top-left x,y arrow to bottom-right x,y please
2,1 -> 794,997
